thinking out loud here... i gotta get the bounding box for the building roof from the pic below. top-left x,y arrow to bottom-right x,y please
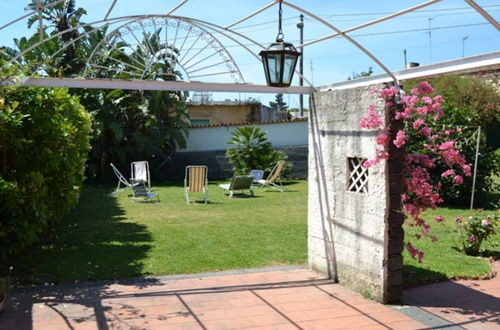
188,118 -> 307,129
187,100 -> 262,106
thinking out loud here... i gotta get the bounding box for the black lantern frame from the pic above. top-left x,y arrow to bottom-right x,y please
259,0 -> 301,87
259,41 -> 301,87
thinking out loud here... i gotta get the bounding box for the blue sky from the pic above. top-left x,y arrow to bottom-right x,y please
1,0 -> 499,108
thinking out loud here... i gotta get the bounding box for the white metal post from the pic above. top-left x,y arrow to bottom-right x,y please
470,126 -> 481,210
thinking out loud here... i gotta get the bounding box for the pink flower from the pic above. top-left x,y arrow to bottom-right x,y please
359,105 -> 383,129
441,169 -> 455,178
412,119 -> 425,130
407,243 -> 424,263
444,129 -> 454,136
376,133 -> 390,146
433,95 -> 443,105
411,81 -> 434,95
481,220 -> 490,227
435,215 -> 444,223
454,216 -> 462,223
393,130 -> 406,148
439,141 -> 455,150
452,175 -> 463,184
420,127 -> 432,137
469,234 -> 477,243
422,96 -> 433,105
380,86 -> 399,99
462,164 -> 472,176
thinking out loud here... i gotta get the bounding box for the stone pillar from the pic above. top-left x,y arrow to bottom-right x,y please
383,98 -> 405,303
308,85 -> 404,303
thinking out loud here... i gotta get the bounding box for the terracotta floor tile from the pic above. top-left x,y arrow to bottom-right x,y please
6,263 -> 499,330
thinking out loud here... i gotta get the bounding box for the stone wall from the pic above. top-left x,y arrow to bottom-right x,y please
308,86 -> 404,303
181,120 -> 307,152
163,146 -> 308,181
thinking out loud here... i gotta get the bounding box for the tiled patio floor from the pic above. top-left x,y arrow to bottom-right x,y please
1,263 -> 498,329
1,268 -> 423,330
401,261 -> 500,329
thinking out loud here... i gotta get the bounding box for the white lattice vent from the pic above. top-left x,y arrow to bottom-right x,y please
347,157 -> 368,193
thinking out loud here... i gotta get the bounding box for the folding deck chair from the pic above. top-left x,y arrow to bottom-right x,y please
131,182 -> 160,202
110,163 -> 132,195
131,161 -> 150,188
184,165 -> 208,204
258,160 -> 287,192
249,170 -> 264,184
219,175 -> 254,197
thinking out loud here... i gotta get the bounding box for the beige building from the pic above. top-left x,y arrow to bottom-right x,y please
187,100 -> 285,126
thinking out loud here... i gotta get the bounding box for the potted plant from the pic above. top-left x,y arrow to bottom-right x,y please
0,267 -> 13,313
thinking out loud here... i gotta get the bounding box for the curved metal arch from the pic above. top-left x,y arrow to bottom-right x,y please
4,15 -> 138,73
83,15 -> 245,83
3,0 -> 498,90
4,9 -> 315,88
186,16 -> 316,89
281,0 -> 399,84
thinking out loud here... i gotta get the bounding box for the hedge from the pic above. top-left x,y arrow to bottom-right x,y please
0,86 -> 91,263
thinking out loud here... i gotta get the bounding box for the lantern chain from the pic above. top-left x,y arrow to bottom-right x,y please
276,0 -> 284,42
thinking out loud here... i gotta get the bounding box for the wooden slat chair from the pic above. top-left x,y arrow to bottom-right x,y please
184,165 -> 208,204
219,175 -> 254,197
258,160 -> 287,192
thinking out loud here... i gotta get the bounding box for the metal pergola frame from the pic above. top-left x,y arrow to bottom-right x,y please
0,0 -> 499,93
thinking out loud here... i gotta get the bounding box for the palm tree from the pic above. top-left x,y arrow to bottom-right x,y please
25,0 -> 87,76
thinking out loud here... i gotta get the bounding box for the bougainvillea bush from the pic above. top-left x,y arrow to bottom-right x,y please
0,85 -> 91,264
404,75 -> 500,207
360,82 -> 471,262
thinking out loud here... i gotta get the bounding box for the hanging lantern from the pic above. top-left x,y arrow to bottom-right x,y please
259,0 -> 301,87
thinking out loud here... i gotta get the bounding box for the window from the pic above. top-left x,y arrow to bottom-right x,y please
190,118 -> 210,126
347,157 -> 368,193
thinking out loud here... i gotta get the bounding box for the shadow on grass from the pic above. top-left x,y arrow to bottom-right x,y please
451,246 -> 500,259
13,186 -> 154,285
403,264 -> 448,288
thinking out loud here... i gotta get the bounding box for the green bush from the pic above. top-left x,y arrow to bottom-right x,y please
0,86 -> 91,263
226,126 -> 288,176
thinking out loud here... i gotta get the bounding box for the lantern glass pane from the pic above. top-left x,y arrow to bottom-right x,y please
267,54 -> 282,84
283,54 -> 298,85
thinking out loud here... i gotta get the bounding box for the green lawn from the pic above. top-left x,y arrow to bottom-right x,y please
14,181 -> 308,284
403,207 -> 499,286
12,180 -> 498,286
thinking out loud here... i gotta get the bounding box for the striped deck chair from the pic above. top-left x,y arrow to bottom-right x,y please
258,160 -> 287,192
184,165 -> 208,204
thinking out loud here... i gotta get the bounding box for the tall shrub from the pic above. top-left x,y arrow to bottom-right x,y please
226,126 -> 287,175
0,86 -> 91,262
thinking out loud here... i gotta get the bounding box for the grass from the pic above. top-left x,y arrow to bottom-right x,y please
13,181 -> 308,284
11,180 -> 499,286
403,207 -> 499,286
